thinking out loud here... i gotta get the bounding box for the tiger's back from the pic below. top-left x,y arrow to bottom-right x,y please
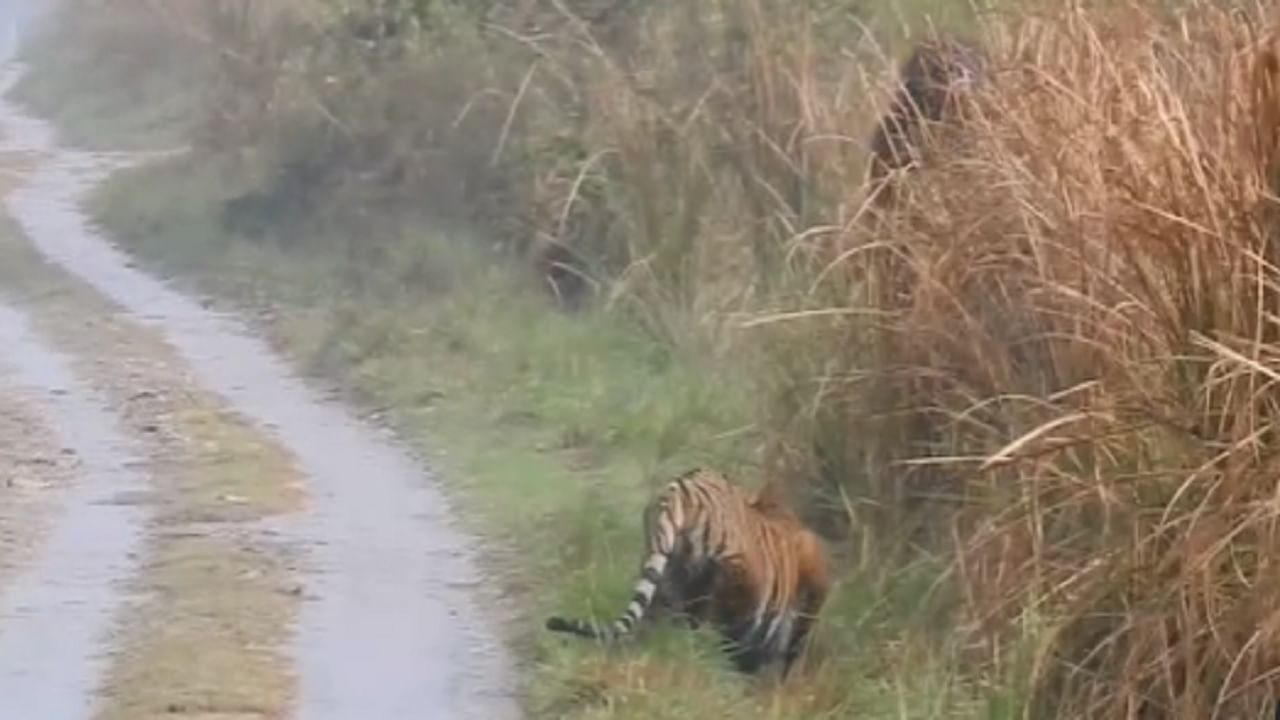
545,467 -> 830,677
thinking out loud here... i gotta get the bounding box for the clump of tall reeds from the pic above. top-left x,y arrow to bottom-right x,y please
777,1 -> 1280,715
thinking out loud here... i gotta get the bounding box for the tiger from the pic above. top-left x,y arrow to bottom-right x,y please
545,467 -> 830,677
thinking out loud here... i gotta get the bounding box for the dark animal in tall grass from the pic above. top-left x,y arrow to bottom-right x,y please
867,38 -> 989,207
533,239 -> 593,312
340,0 -> 432,55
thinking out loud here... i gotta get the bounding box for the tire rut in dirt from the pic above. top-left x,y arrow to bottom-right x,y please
0,301 -> 147,719
0,63 -> 521,719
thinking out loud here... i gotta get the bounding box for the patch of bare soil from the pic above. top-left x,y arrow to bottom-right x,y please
0,383 -> 74,593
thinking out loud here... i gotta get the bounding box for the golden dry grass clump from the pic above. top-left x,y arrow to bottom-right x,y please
818,1 -> 1280,716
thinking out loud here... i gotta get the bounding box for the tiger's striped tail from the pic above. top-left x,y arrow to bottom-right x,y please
546,549 -> 670,642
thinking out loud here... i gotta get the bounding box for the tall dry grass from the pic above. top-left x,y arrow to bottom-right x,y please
91,0 -> 917,321
762,1 -> 1280,715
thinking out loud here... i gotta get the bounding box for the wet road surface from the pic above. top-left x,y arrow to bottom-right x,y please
0,303 -> 147,719
0,60 -> 520,719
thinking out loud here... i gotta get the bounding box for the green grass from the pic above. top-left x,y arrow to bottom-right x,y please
86,156 -> 1017,719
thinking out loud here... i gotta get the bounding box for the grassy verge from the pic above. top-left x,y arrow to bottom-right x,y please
87,153 -> 996,718
0,193 -> 303,718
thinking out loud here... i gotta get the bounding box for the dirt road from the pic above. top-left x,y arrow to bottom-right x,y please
0,60 -> 520,720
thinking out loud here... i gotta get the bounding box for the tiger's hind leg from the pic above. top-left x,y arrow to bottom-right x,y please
781,585 -> 827,679
726,640 -> 769,675
780,614 -> 813,680
717,613 -> 776,675
718,610 -> 806,679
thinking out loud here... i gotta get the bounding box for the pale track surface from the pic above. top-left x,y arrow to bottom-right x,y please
0,295 -> 149,720
0,56 -> 521,720
0,365 -> 74,597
